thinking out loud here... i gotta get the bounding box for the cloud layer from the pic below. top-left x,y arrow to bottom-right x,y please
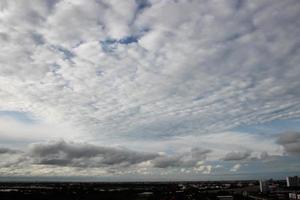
30,140 -> 158,168
0,140 -> 215,176
0,0 -> 300,178
277,132 -> 300,155
223,151 -> 251,161
0,0 -> 300,139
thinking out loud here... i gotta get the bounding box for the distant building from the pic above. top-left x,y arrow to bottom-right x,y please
287,176 -> 300,187
289,192 -> 300,199
259,180 -> 269,193
217,196 -> 233,200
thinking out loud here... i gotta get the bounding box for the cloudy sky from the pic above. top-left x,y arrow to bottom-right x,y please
0,0 -> 300,181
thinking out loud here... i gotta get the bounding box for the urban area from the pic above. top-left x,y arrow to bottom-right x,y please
0,176 -> 299,200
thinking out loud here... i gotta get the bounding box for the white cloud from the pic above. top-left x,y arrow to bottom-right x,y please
0,115 -> 84,145
194,165 -> 213,174
1,0 -> 300,137
230,163 -> 241,172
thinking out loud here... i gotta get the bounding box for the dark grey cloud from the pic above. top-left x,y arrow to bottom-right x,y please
0,147 -> 26,168
30,141 -> 212,169
0,147 -> 21,154
223,151 -> 251,161
277,132 -> 300,155
0,141 -> 214,175
152,155 -> 185,168
153,148 -> 211,168
29,140 -> 159,167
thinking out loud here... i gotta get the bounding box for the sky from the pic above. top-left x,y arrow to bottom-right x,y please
0,0 -> 300,181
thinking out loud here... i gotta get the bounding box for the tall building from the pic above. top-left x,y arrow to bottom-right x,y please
259,180 -> 269,193
286,176 -> 300,187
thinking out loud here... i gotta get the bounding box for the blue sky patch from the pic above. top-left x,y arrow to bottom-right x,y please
0,111 -> 36,124
233,119 -> 300,135
100,36 -> 139,52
